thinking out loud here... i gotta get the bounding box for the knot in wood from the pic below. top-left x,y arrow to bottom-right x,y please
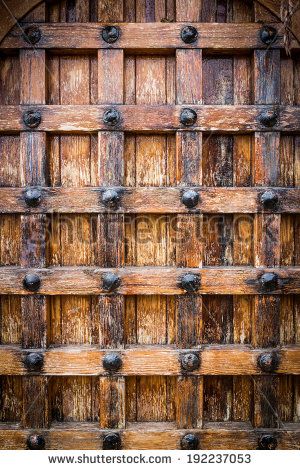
181,189 -> 199,209
260,25 -> 278,45
180,108 -> 197,126
103,108 -> 121,126
181,25 -> 198,44
24,187 -> 42,208
23,25 -> 42,45
102,25 -> 120,44
258,110 -> 278,128
24,352 -> 44,372
260,190 -> 279,210
103,432 -> 121,450
257,351 -> 280,373
102,272 -> 121,292
181,433 -> 199,450
103,352 -> 122,372
181,352 -> 200,372
258,434 -> 278,450
27,434 -> 46,450
259,272 -> 278,292
102,189 -> 120,209
180,273 -> 201,293
23,110 -> 42,129
23,273 -> 41,292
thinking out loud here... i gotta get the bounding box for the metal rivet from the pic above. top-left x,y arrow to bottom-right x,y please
258,110 -> 278,128
23,25 -> 42,45
23,110 -> 42,129
103,352 -> 122,372
102,25 -> 120,44
24,188 -> 42,208
180,273 -> 201,293
260,25 -> 278,45
180,108 -> 197,127
181,433 -> 199,450
258,434 -> 278,450
27,434 -> 45,450
260,190 -> 279,210
24,352 -> 44,372
181,189 -> 199,209
103,432 -> 121,450
103,108 -> 121,126
181,25 -> 198,44
102,189 -> 120,209
259,272 -> 278,292
102,273 -> 121,292
181,352 -> 200,372
257,351 -> 279,373
23,273 -> 41,292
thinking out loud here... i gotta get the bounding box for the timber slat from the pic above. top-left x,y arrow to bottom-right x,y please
0,345 -> 299,376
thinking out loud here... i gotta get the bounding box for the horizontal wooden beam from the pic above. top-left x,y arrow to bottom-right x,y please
2,22 -> 298,51
0,422 -> 299,449
0,267 -> 299,295
0,105 -> 299,132
0,345 -> 299,376
0,187 -> 299,214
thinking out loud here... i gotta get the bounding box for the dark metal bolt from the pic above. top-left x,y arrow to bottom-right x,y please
260,190 -> 279,210
23,25 -> 42,45
102,25 -> 120,44
181,352 -> 200,372
102,189 -> 120,209
181,25 -> 198,44
258,434 -> 278,450
102,273 -> 121,292
181,189 -> 199,209
103,352 -> 122,372
27,434 -> 45,450
23,110 -> 42,129
181,433 -> 199,450
180,273 -> 201,293
24,188 -> 42,208
103,432 -> 121,450
260,25 -> 278,45
257,351 -> 280,373
259,272 -> 278,292
258,110 -> 278,128
103,108 -> 121,126
23,273 -> 41,292
24,352 -> 44,372
180,108 -> 197,127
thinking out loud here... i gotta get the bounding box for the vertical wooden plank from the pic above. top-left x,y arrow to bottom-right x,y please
99,377 -> 125,428
176,0 -> 202,21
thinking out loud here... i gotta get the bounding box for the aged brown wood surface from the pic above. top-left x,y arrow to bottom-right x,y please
0,0 -> 299,450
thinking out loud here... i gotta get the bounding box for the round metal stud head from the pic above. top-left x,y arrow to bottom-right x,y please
258,434 -> 278,450
181,25 -> 198,44
23,25 -> 42,45
257,351 -> 279,373
102,189 -> 120,209
181,433 -> 199,450
102,25 -> 120,44
260,190 -> 279,210
24,188 -> 42,208
181,189 -> 199,209
23,273 -> 41,292
180,273 -> 201,293
103,432 -> 121,450
260,25 -> 278,45
23,110 -> 42,129
259,272 -> 278,292
103,352 -> 122,372
258,110 -> 278,128
180,108 -> 197,127
103,108 -> 121,126
24,352 -> 44,372
27,434 -> 45,450
181,352 -> 200,372
102,272 -> 121,292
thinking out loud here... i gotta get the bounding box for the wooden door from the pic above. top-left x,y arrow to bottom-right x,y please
0,0 -> 299,450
